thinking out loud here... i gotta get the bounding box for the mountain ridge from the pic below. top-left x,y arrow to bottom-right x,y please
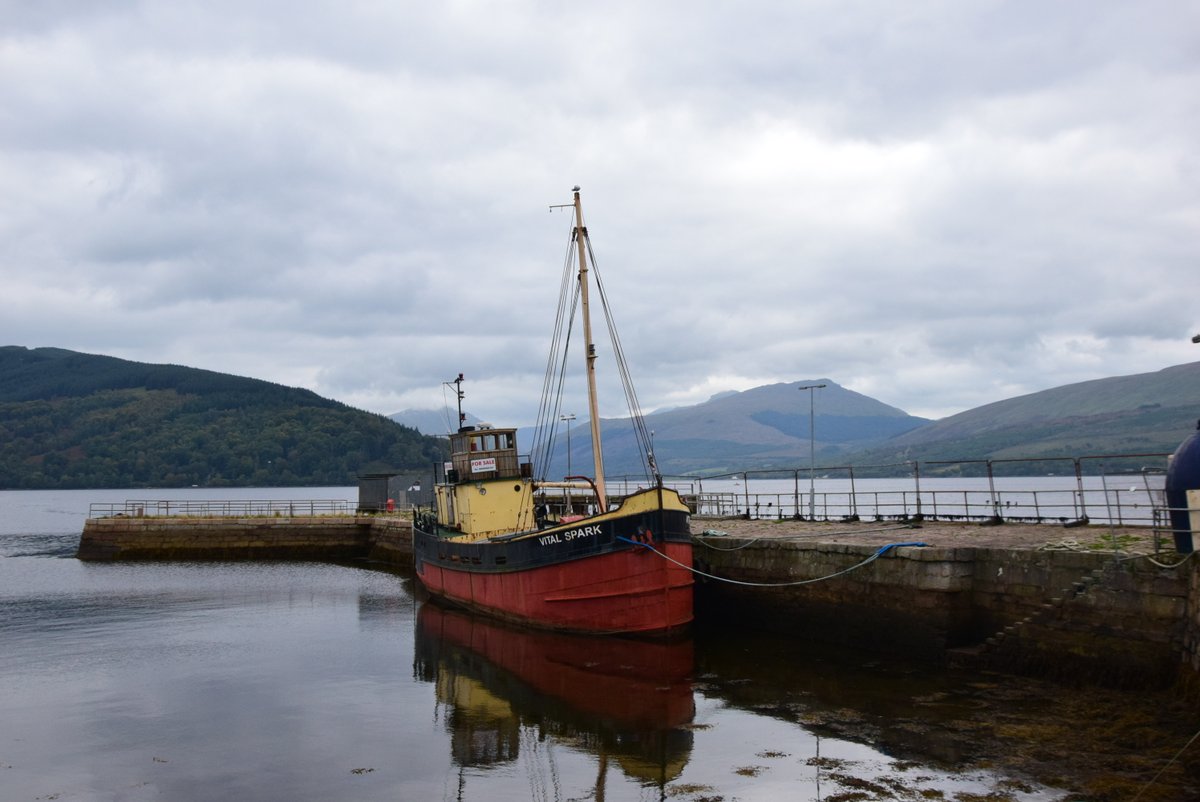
5,344 -> 1196,487
848,361 -> 1200,472
394,363 -> 1200,476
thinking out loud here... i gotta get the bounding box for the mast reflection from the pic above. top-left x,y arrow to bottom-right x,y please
413,602 -> 695,786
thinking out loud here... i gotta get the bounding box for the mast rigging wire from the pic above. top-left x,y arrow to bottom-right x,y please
585,234 -> 657,482
529,218 -> 582,484
529,201 -> 658,488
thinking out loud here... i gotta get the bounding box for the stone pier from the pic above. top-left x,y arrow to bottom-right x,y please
79,512 -> 418,569
77,513 -> 1199,687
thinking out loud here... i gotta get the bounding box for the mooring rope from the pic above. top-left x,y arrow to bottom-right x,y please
1130,723 -> 1200,802
1139,550 -> 1196,570
617,537 -> 928,587
1037,538 -> 1197,570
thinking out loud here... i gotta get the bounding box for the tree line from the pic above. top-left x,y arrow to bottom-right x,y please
0,347 -> 448,489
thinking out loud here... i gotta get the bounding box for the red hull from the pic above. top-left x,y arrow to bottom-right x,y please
417,541 -> 693,635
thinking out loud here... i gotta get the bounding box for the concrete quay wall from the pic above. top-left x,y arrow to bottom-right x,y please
366,516 -> 415,568
78,514 -> 385,562
694,541 -> 976,657
970,549 -> 1192,683
694,538 -> 1197,685
78,515 -> 1200,685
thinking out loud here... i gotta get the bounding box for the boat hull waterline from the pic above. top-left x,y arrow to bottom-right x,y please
414,489 -> 694,635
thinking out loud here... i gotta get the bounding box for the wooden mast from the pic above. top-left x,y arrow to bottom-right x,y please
573,188 -> 607,511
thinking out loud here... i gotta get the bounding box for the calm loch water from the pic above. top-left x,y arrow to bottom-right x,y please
1,489 -> 1195,801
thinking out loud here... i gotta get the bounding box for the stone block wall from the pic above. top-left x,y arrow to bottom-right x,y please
1185,559 -> 1200,677
78,513 -> 417,567
368,517 -> 415,567
79,515 -> 373,561
970,549 -> 1190,684
693,541 -> 977,658
695,537 -> 1195,683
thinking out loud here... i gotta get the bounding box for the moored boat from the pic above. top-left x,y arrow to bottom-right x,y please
412,189 -> 694,634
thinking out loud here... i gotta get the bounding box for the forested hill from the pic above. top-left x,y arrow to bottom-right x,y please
0,346 -> 448,489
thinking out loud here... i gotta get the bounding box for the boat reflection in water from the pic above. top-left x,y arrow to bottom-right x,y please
413,602 -> 695,789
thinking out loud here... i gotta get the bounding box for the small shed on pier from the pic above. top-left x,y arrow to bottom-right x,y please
357,471 -> 434,512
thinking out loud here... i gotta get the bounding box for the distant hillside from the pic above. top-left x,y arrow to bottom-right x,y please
0,346 -> 448,489
543,380 -> 930,477
848,362 -> 1200,474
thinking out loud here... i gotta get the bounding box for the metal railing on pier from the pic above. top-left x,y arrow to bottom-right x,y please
86,454 -> 1185,534
87,499 -> 358,519
681,484 -> 1169,528
605,453 -> 1176,530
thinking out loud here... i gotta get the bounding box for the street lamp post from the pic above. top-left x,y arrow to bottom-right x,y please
798,384 -> 826,520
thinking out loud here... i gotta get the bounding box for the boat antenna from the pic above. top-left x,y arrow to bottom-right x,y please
443,373 -> 465,432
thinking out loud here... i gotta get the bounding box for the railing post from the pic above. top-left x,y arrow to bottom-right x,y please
847,466 -> 859,521
1073,458 -> 1089,523
1099,464 -> 1124,528
986,460 -> 1001,524
1114,473 -> 1125,527
911,461 -> 923,521
793,469 -> 801,520
1098,464 -> 1122,559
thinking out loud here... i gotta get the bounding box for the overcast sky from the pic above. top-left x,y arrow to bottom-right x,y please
3,1 -> 1197,427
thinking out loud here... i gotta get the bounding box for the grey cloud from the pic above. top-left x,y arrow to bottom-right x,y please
1,1 -> 1196,426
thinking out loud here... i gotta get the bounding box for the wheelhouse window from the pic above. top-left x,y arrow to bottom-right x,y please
450,428 -> 522,480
